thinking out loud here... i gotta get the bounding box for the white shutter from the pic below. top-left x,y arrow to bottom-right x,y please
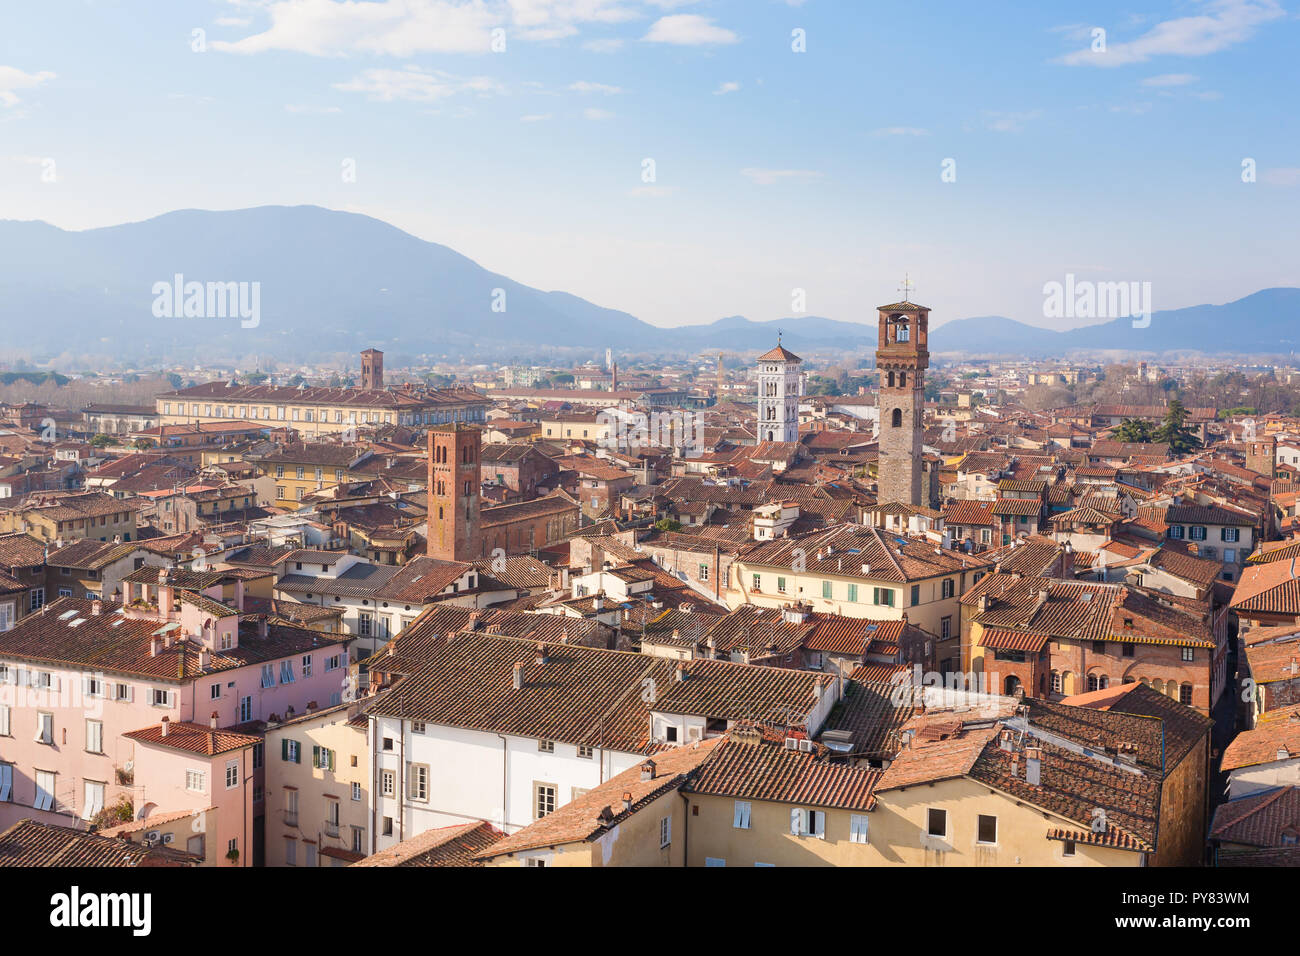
0,705 -> 8,737
789,808 -> 802,835
813,811 -> 825,840
0,764 -> 11,801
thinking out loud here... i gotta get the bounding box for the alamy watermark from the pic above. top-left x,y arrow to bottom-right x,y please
1043,273 -> 1152,329
597,408 -> 704,455
151,274 -> 260,328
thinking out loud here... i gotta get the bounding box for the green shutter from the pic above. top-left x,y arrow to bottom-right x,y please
328,750 -> 336,772
281,739 -> 289,761
312,745 -> 320,769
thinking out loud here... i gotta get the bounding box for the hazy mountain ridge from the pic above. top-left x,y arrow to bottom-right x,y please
0,205 -> 1294,362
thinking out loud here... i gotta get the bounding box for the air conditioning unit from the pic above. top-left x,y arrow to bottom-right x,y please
798,739 -> 814,753
783,737 -> 799,750
161,833 -> 174,844
144,830 -> 160,845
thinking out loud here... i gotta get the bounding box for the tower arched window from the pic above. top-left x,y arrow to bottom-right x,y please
899,372 -> 906,388
891,408 -> 902,428
887,371 -> 895,388
897,322 -> 910,342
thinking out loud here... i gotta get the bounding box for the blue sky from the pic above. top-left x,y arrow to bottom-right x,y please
1,0 -> 1297,333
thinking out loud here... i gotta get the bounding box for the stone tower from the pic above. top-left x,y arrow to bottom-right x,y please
755,341 -> 802,443
876,298 -> 929,506
360,349 -> 384,390
427,424 -> 481,561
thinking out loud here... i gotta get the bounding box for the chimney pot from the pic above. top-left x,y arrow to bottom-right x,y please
210,710 -> 219,729
512,661 -> 524,690
160,716 -> 169,737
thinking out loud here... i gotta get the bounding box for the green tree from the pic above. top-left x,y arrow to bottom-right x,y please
89,433 -> 114,448
1155,400 -> 1203,454
1114,418 -> 1155,443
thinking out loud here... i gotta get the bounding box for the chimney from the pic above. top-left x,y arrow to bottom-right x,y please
621,791 -> 633,811
91,599 -> 102,616
468,611 -> 481,632
535,642 -> 548,665
1025,747 -> 1042,785
675,663 -> 687,682
209,710 -> 219,730
160,716 -> 169,737
512,662 -> 524,690
150,636 -> 163,657
258,615 -> 269,638
199,648 -> 211,668
640,760 -> 656,781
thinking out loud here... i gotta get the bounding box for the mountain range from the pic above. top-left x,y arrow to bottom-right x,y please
0,205 -> 1295,363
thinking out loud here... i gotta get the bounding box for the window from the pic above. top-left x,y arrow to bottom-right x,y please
30,588 -> 44,611
34,771 -> 55,811
252,743 -> 263,770
0,763 -> 10,801
1222,527 -> 1240,543
226,760 -> 239,789
977,814 -> 998,845
186,769 -> 206,793
381,770 -> 395,798
82,780 -> 105,821
358,613 -> 373,637
733,801 -> 752,829
0,705 -> 8,737
1063,839 -> 1076,858
85,719 -> 103,754
847,583 -> 858,603
301,655 -> 312,678
260,664 -> 275,689
285,838 -> 298,866
1190,526 -> 1207,541
850,814 -> 869,844
535,782 -> 557,820
822,580 -> 833,599
577,745 -> 593,759
1179,684 -> 1194,705
525,857 -> 546,867
34,712 -> 53,745
926,808 -> 947,838
538,739 -> 554,754
776,576 -> 787,593
659,816 -> 671,848
313,746 -> 336,771
790,808 -> 824,839
351,827 -> 364,854
941,616 -> 952,640
1121,642 -> 1135,658
409,763 -> 429,802
240,696 -> 252,722
326,799 -> 340,835
1181,647 -> 1194,662
1168,525 -> 1185,539
910,584 -> 920,605
283,740 -> 301,764
941,578 -> 955,599
352,781 -> 362,802
699,563 -> 709,582
382,816 -> 393,836
279,660 -> 295,684
873,587 -> 894,607
751,574 -> 761,591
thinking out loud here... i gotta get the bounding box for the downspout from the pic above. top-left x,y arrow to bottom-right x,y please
497,733 -> 508,831
679,790 -> 690,868
369,715 -> 378,855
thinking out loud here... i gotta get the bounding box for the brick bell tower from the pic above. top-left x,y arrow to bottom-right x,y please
427,424 -> 481,561
876,286 -> 929,506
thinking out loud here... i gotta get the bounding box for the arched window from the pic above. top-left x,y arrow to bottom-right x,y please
887,371 -> 895,388
899,371 -> 906,388
891,408 -> 902,428
897,322 -> 910,342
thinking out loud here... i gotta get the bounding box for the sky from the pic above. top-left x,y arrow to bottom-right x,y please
1,0 -> 1298,333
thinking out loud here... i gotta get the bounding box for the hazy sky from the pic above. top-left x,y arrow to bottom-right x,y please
1,0 -> 1297,332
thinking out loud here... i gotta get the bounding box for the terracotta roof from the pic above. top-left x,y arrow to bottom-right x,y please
1210,786 -> 1300,847
756,344 -> 802,363
0,819 -> 199,867
123,720 -> 262,756
352,821 -> 505,867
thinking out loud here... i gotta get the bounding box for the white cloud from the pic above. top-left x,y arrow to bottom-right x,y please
873,126 -> 929,137
582,37 -> 625,53
982,109 -> 1043,132
568,80 -> 622,94
644,14 -> 738,45
213,0 -> 502,56
1141,73 -> 1198,86
333,67 -> 504,102
583,107 -> 615,120
713,81 -> 741,95
740,167 -> 822,185
1059,0 -> 1285,67
0,66 -> 55,108
520,112 -> 553,121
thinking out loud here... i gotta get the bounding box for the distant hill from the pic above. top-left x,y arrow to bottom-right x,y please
0,205 -> 1294,361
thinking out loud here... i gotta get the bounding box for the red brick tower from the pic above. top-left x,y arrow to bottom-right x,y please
360,349 -> 384,391
427,424 -> 481,561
